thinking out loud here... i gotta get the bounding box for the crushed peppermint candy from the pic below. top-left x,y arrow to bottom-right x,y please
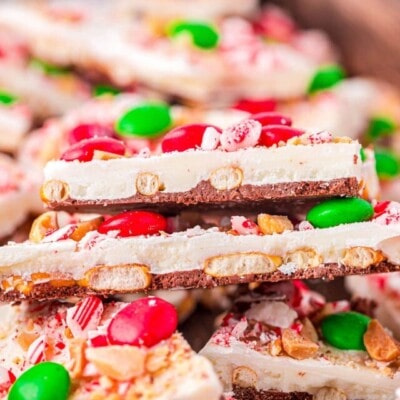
278,262 -> 298,275
230,216 -> 260,235
201,127 -> 221,150
245,300 -> 297,328
220,119 -> 261,152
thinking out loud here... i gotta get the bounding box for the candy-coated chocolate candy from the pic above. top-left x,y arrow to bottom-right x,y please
107,297 -> 178,347
321,311 -> 371,350
375,149 -> 400,179
258,125 -> 303,147
366,116 -> 396,141
250,112 -> 292,127
168,21 -> 219,49
30,58 -> 70,76
308,65 -> 345,94
161,124 -> 221,153
92,84 -> 121,97
68,123 -> 115,144
98,211 -> 167,237
360,148 -> 366,162
233,98 -> 277,114
8,362 -> 70,400
115,102 -> 172,138
306,198 -> 374,228
61,137 -> 126,162
0,90 -> 17,106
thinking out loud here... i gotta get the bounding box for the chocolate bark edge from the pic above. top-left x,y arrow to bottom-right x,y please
233,385 -> 312,400
45,177 -> 359,214
0,261 -> 397,302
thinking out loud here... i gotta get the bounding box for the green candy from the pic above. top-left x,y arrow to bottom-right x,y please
93,84 -> 121,97
30,58 -> 70,76
115,102 -> 172,138
9,362 -> 70,400
321,311 -> 371,350
360,148 -> 366,162
0,90 -> 17,106
168,20 -> 219,49
306,197 -> 374,228
366,116 -> 396,141
308,65 -> 345,94
375,148 -> 400,180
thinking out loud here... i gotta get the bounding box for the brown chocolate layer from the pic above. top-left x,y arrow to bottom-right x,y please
233,385 -> 312,400
0,261 -> 397,302
46,177 -> 359,213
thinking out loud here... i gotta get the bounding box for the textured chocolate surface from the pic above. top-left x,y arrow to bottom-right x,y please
45,177 -> 359,213
233,386 -> 312,400
0,261 -> 397,302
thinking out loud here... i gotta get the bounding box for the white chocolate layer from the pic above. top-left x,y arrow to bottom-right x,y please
44,142 -> 362,201
0,221 -> 399,282
201,338 -> 399,400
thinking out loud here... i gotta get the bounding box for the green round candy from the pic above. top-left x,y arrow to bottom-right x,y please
0,90 -> 17,106
306,197 -> 374,228
360,148 -> 367,162
321,311 -> 371,350
93,84 -> 121,97
308,65 -> 345,94
168,20 -> 219,49
30,58 -> 70,76
115,102 -> 172,138
366,116 -> 396,141
375,149 -> 400,180
9,362 -> 70,400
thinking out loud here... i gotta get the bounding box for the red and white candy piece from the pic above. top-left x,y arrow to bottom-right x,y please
107,297 -> 178,347
161,124 -> 221,153
0,367 -> 15,395
220,119 -> 261,152
27,335 -> 47,365
231,216 -> 260,235
373,201 -> 400,225
291,281 -> 325,317
61,137 -> 126,162
68,123 -> 115,145
98,211 -> 167,238
66,296 -> 104,339
41,223 -> 77,243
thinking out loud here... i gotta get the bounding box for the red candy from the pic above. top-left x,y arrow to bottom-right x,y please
373,201 -> 391,218
107,297 -> 178,347
259,125 -> 303,147
98,211 -> 167,237
161,124 -> 221,153
68,123 -> 115,145
249,112 -> 292,127
60,137 -> 126,162
232,98 -> 277,114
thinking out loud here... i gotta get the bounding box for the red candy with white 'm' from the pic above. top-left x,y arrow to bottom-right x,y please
220,119 -> 261,151
231,216 -> 260,235
61,137 -> 126,162
27,335 -> 47,365
107,297 -> 178,347
66,296 -> 104,339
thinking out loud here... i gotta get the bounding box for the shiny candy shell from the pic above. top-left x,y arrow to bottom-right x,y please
67,123 -> 115,145
232,98 -> 277,114
168,21 -> 219,49
60,137 -> 126,162
375,148 -> 400,179
107,297 -> 178,347
259,125 -> 303,147
161,123 -> 221,153
366,116 -> 396,141
308,65 -> 345,94
8,362 -> 70,400
0,90 -> 17,106
115,102 -> 172,138
306,198 -> 374,228
321,311 -> 371,350
98,211 -> 167,237
250,112 -> 292,127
